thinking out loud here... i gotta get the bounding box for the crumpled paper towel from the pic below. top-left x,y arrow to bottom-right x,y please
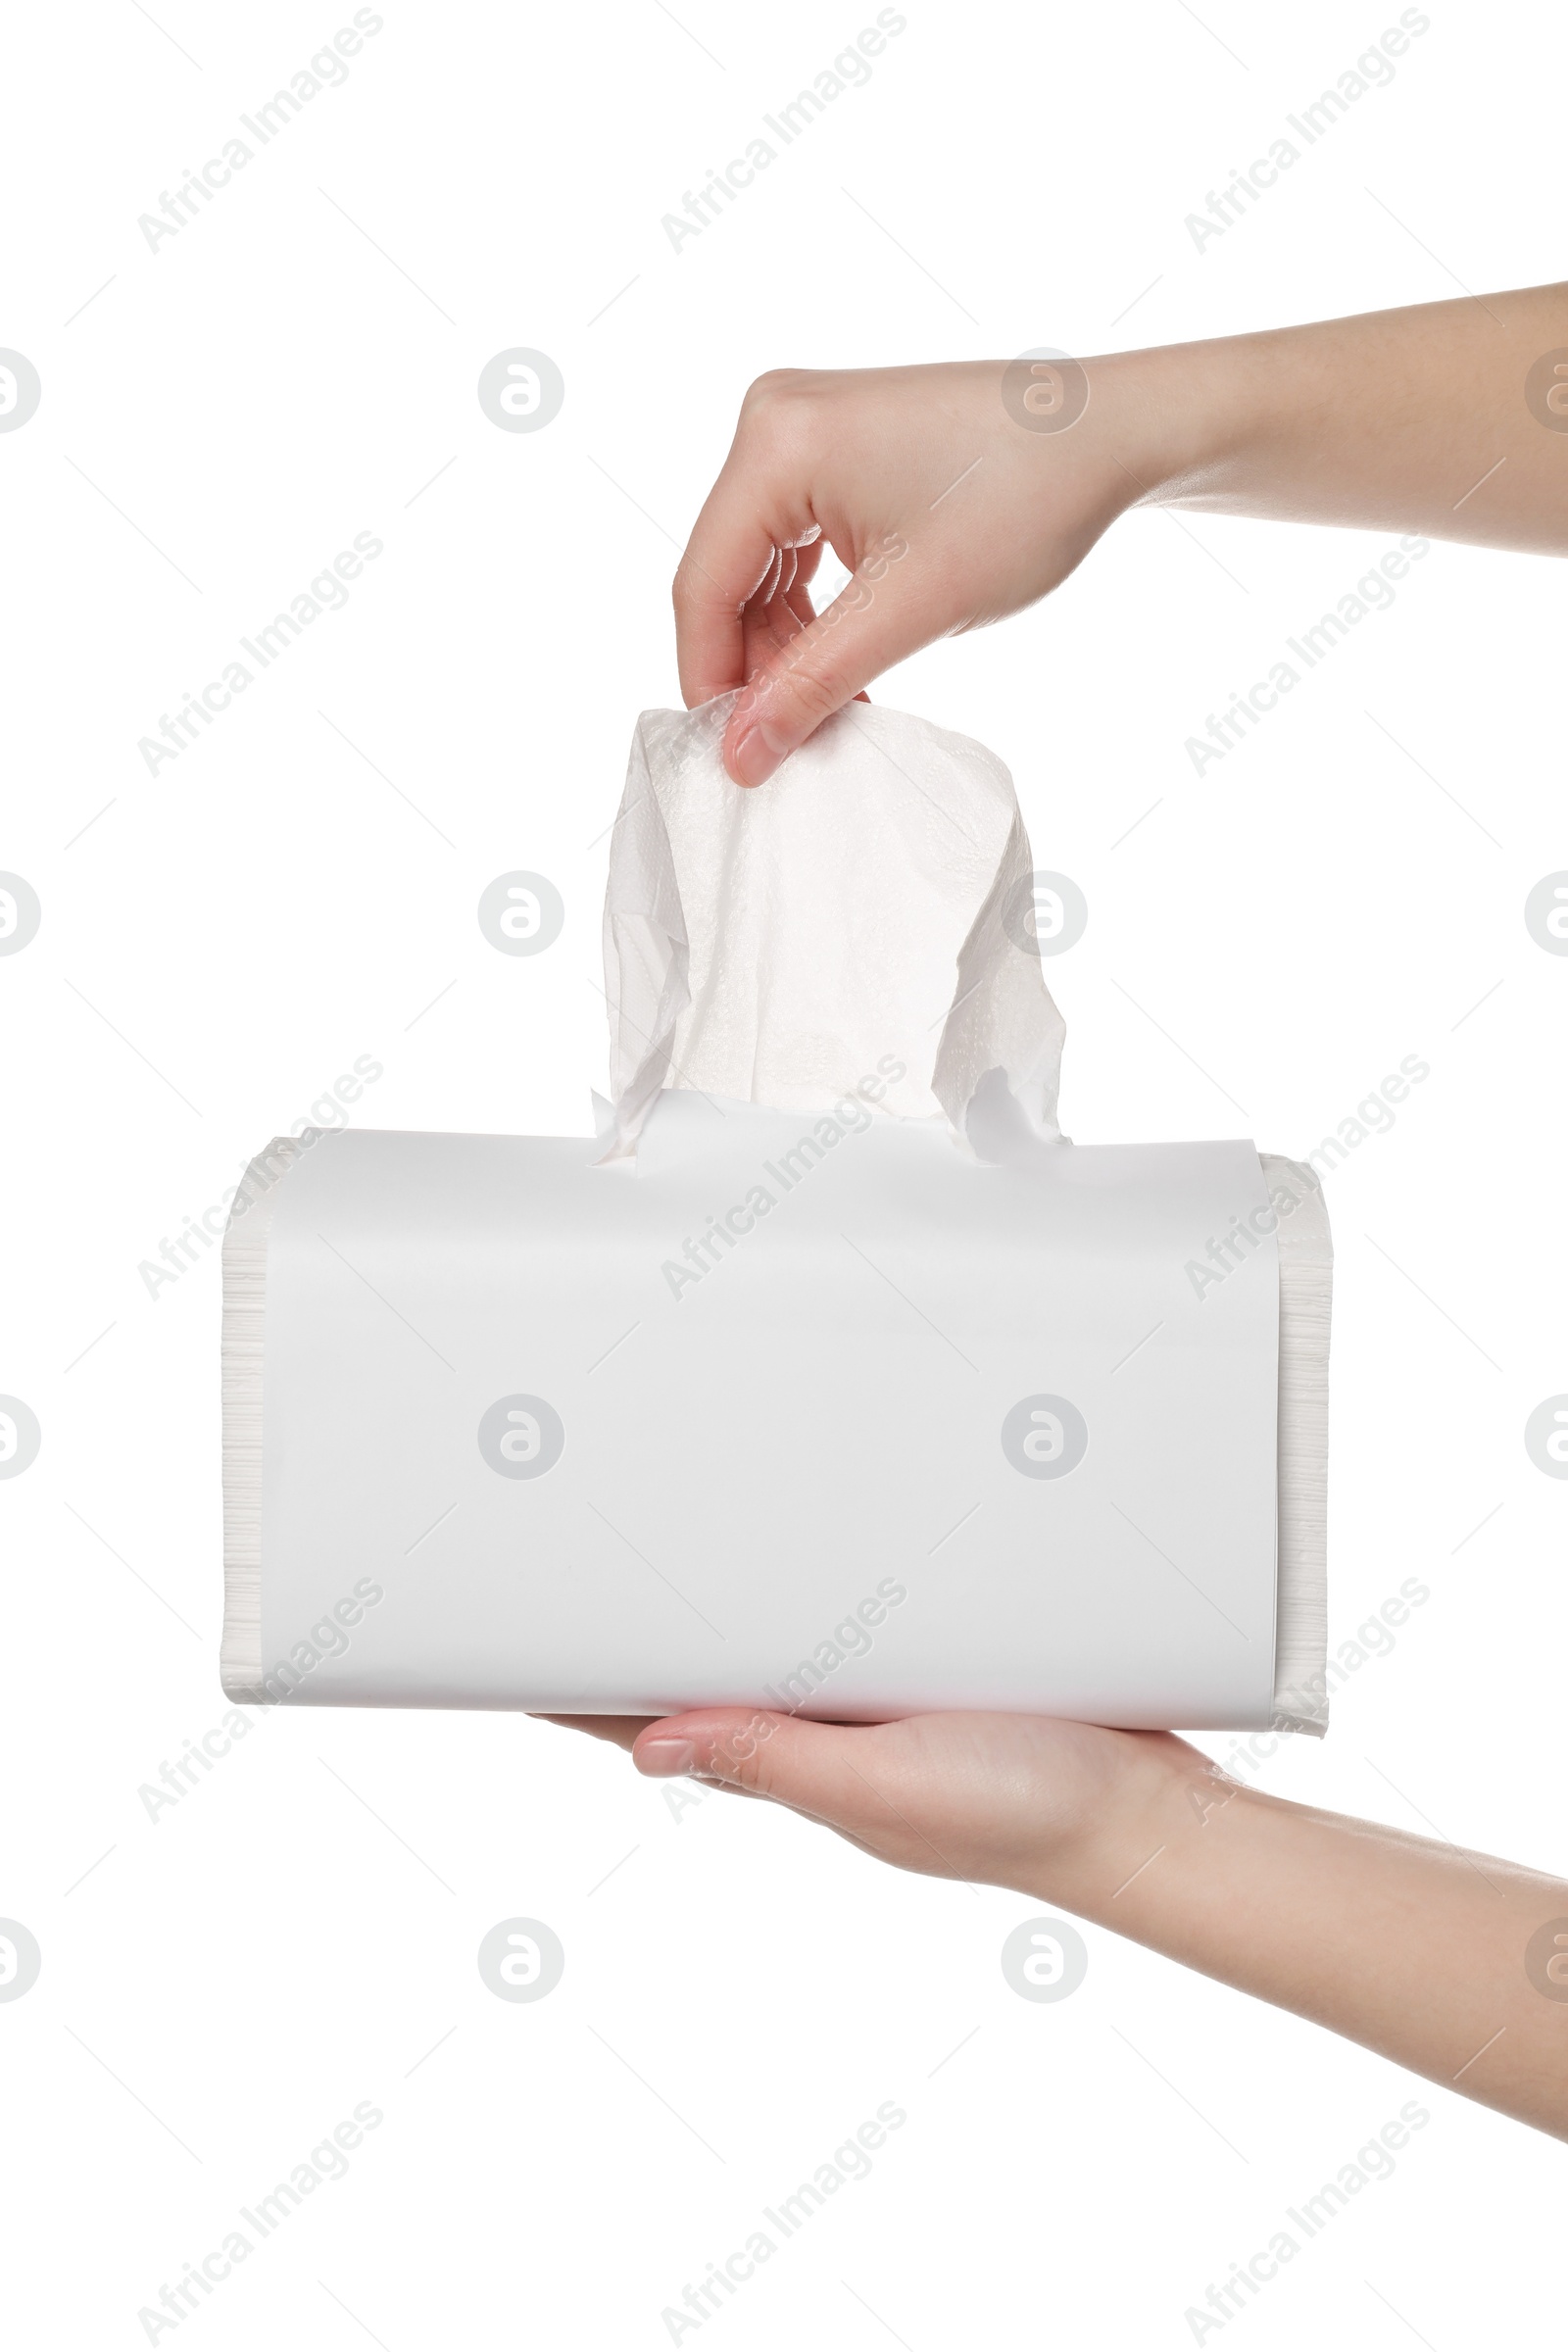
600,691 -> 1065,1160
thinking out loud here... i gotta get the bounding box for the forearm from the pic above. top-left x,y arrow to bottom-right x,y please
1043,1735 -> 1568,2139
1103,283 -> 1568,552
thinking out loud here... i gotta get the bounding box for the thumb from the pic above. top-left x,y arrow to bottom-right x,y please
723,541 -> 921,787
630,1707 -> 958,1878
633,1708 -> 867,1820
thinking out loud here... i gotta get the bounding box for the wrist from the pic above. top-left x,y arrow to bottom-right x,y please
1089,333 -> 1263,510
1017,1730 -> 1211,1918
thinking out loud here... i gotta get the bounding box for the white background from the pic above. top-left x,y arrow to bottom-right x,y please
3,0 -> 1566,2343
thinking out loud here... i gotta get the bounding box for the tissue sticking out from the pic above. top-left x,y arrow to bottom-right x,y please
600,693 -> 1065,1161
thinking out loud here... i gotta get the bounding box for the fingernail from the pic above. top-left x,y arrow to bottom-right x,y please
635,1739 -> 695,1778
729,722 -> 785,789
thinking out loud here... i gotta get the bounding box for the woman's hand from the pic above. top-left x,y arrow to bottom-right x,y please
556,1704 -> 1184,1896
674,359 -> 1151,788
678,284 -> 1568,789
550,1703 -> 1568,2140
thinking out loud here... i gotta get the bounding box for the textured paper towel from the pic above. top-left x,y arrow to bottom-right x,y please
601,691 -> 1065,1158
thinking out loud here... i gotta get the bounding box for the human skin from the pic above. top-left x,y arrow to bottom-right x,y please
554,284 -> 1568,2141
553,1708 -> 1568,2142
668,284 -> 1568,785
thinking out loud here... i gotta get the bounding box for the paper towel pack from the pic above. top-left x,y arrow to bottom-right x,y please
221,699 -> 1331,1732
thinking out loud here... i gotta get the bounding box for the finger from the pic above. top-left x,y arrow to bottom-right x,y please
672,522 -> 774,709
774,538 -> 831,628
722,551 -> 920,786
754,543 -> 786,609
535,1713 -> 654,1753
630,1707 -> 905,1842
771,571 -> 870,704
739,583 -> 793,683
766,545 -> 870,701
539,1714 -> 771,1805
674,500 -> 821,708
740,564 -> 814,682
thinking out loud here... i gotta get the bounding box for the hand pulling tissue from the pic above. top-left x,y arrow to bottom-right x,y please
222,694 -> 1331,1733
